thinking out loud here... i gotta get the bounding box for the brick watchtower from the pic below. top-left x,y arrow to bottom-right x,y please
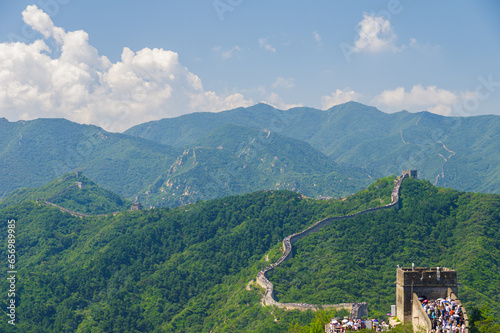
130,202 -> 143,210
402,170 -> 418,179
396,266 -> 457,322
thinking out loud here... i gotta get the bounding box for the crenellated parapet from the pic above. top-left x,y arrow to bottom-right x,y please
402,169 -> 418,179
396,266 -> 468,333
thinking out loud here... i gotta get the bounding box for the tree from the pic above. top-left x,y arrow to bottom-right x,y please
472,305 -> 500,333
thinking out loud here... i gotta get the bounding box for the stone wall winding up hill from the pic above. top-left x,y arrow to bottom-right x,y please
256,173 -> 409,316
43,201 -> 120,218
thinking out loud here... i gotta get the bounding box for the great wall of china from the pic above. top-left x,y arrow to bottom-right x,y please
256,171 -> 411,316
37,169 -> 469,331
42,201 -> 120,218
36,169 -> 469,331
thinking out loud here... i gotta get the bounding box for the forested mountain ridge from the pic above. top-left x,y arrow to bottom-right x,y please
269,178 -> 500,323
0,172 -> 132,214
0,117 -> 181,200
139,124 -> 370,207
1,101 -> 499,205
0,114 -> 373,208
257,174 -> 405,312
126,102 -> 500,194
0,176 -> 498,332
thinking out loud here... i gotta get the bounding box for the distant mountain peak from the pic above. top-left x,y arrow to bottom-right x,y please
326,101 -> 383,115
338,101 -> 366,107
250,102 -> 279,110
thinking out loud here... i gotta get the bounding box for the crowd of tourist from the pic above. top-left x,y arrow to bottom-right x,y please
326,318 -> 390,332
423,297 -> 467,333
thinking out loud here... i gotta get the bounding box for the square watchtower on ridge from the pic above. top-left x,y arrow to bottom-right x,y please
402,170 -> 418,179
395,266 -> 457,322
130,202 -> 143,211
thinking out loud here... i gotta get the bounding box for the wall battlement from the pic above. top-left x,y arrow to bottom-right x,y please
397,267 -> 457,287
396,266 -> 467,332
402,169 -> 418,179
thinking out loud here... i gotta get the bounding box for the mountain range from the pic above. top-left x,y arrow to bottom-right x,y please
1,102 -> 499,209
126,102 -> 500,194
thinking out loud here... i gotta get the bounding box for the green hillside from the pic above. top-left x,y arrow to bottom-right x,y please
126,102 -> 500,195
0,118 -> 181,200
2,103 -> 499,208
0,117 -> 374,208
269,178 -> 500,320
0,177 -> 498,332
0,172 -> 132,214
138,124 -> 372,207
123,103 -> 293,148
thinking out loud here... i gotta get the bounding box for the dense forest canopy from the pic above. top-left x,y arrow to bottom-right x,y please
269,179 -> 500,320
0,176 -> 498,332
0,172 -> 131,214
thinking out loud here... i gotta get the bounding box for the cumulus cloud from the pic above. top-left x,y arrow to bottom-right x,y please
353,14 -> 400,53
0,6 -> 252,132
321,88 -> 362,109
259,38 -> 276,53
428,104 -> 453,116
272,77 -> 295,89
372,85 -> 461,116
264,92 -> 302,110
22,5 -> 63,40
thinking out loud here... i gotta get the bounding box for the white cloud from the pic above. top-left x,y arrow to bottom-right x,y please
259,38 -> 276,53
213,45 -> 241,60
409,38 -> 419,49
353,14 -> 400,53
0,5 -> 253,132
22,5 -> 63,41
313,31 -> 321,43
372,85 -> 460,116
272,77 -> 295,89
241,85 -> 301,110
321,88 -> 362,109
313,31 -> 322,48
264,92 -> 302,110
408,37 -> 440,52
428,104 -> 453,116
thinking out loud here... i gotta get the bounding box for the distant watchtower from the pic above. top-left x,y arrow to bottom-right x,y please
130,202 -> 143,211
402,170 -> 418,179
396,266 -> 457,323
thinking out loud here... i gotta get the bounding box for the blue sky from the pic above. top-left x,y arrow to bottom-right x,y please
0,0 -> 499,131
